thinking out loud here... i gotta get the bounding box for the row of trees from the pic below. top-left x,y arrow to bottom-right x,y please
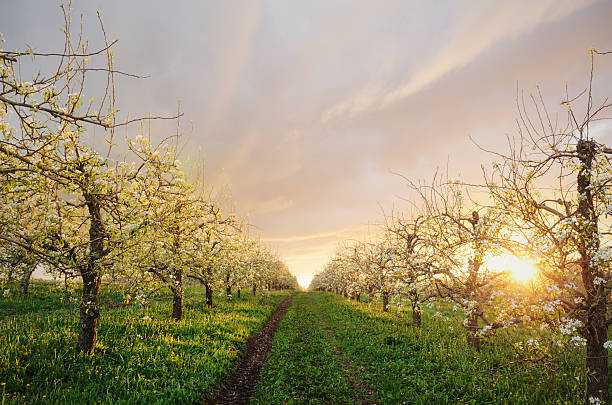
311,51 -> 612,405
0,6 -> 297,355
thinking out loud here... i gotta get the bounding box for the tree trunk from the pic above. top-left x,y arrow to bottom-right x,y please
237,289 -> 241,299
171,288 -> 183,321
466,312 -> 480,350
76,271 -> 101,354
171,268 -> 183,321
356,294 -> 360,303
577,140 -> 609,405
252,285 -> 256,296
6,267 -> 15,284
76,194 -> 105,354
412,303 -> 422,327
382,292 -> 389,312
226,273 -> 232,301
20,263 -> 35,295
584,302 -> 609,404
205,283 -> 213,308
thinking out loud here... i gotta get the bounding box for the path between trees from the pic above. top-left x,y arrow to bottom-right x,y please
205,293 -> 296,404
207,292 -> 376,404
309,294 -> 376,404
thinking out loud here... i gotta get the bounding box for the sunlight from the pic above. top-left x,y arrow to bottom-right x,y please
485,254 -> 538,282
297,275 -> 313,289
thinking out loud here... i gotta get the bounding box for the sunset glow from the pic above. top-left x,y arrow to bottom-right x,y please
486,254 -> 538,282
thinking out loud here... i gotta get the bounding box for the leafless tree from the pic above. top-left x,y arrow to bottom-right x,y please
482,50 -> 612,404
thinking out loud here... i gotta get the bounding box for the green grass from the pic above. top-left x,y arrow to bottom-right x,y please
0,281 -> 149,318
253,293 -> 353,404
0,282 -> 293,404
256,292 -> 585,405
1,286 -> 594,404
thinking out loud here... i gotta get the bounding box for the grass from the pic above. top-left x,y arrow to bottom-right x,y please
253,292 -> 353,404
1,286 -> 595,404
0,281 -> 293,404
0,281 -> 127,318
256,292 -> 585,405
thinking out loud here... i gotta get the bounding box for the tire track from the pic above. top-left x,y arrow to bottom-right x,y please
308,294 -> 377,405
204,293 -> 296,405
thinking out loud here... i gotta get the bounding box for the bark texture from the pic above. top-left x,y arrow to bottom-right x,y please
77,271 -> 101,354
205,284 -> 214,308
20,264 -> 35,295
76,193 -> 105,354
466,312 -> 481,351
172,289 -> 183,321
412,303 -> 422,327
577,140 -> 609,405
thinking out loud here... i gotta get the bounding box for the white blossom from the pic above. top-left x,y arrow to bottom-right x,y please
589,396 -> 602,405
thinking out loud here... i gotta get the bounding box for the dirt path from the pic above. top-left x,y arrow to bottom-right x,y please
309,294 -> 376,405
205,293 -> 296,405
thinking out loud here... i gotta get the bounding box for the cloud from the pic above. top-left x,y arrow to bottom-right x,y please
262,228 -> 354,243
250,196 -> 294,215
4,0 -> 611,284
322,0 -> 599,122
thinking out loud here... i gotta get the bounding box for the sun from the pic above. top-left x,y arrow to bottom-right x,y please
485,254 -> 538,282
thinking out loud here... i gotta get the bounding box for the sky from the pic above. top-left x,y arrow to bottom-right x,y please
2,1 -> 612,288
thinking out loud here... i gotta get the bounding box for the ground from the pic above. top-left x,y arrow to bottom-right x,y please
0,284 -> 592,404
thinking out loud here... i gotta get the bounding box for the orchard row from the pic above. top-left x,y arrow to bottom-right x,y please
0,10 -> 297,357
311,50 -> 612,405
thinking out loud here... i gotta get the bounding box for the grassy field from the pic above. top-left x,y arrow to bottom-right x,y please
255,292 -> 585,405
0,281 -> 292,404
0,286 -> 596,404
